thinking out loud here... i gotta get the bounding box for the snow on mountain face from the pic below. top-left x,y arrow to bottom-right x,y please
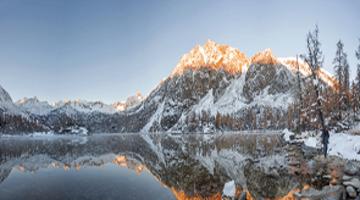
54,100 -> 117,114
171,40 -> 337,90
188,66 -> 295,117
139,67 -> 234,132
112,92 -> 144,111
278,57 -> 338,89
8,93 -> 144,133
17,97 -> 120,116
170,63 -> 296,132
0,85 -> 24,115
136,40 -> 337,133
50,93 -> 144,115
0,85 -> 47,134
0,85 -> 12,103
16,97 -> 54,116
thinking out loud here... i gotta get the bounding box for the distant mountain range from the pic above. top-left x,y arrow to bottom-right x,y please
0,40 -> 336,134
13,93 -> 144,116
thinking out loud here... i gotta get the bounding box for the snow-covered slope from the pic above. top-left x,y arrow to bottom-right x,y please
0,85 -> 24,115
0,85 -> 47,133
112,92 -> 144,111
278,57 -> 338,89
0,85 -> 12,103
16,97 -> 54,115
54,100 -> 117,114
136,40 -> 336,133
284,130 -> 360,161
17,98 -> 125,116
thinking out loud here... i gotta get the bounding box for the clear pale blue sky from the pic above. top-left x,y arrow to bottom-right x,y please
0,0 -> 359,103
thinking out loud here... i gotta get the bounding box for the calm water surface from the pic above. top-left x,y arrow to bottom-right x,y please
0,132 -> 287,200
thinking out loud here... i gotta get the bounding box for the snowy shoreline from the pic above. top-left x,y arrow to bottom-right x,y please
283,129 -> 360,161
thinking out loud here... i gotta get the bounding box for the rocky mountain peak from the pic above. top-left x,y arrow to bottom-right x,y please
16,96 -> 53,116
250,48 -> 279,65
112,92 -> 144,111
0,84 -> 25,115
16,96 -> 40,105
171,40 -> 249,76
0,85 -> 13,103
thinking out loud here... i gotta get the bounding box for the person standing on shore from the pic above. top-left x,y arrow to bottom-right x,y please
321,128 -> 330,157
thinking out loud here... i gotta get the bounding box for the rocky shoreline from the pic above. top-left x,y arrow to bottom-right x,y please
287,140 -> 360,200
223,137 -> 360,200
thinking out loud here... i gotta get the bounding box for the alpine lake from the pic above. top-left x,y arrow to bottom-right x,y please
0,132 -> 355,200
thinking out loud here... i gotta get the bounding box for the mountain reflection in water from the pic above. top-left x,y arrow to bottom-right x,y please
0,132 -> 295,200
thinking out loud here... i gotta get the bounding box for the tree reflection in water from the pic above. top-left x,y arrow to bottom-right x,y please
0,132 -> 306,200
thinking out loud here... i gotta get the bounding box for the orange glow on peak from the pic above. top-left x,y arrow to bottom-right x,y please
250,48 -> 279,65
171,40 -> 249,76
170,40 -> 338,91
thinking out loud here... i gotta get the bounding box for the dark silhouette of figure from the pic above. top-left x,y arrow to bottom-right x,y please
321,128 -> 329,157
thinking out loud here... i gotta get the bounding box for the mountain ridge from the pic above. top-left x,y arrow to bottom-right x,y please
0,40 -> 339,134
171,40 -> 337,89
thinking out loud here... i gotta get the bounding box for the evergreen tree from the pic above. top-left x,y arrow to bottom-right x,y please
301,25 -> 329,157
295,55 -> 303,133
301,25 -> 325,128
355,38 -> 360,109
343,61 -> 350,113
343,61 -> 350,92
350,81 -> 359,119
333,40 -> 350,118
333,40 -> 345,89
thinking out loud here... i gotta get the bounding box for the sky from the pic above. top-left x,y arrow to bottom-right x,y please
0,0 -> 359,103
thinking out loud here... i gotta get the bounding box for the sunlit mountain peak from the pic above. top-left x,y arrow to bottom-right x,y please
250,48 -> 279,65
171,40 -> 249,76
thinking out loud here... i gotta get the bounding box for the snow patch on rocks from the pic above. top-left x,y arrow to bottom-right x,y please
223,180 -> 236,197
328,133 -> 360,161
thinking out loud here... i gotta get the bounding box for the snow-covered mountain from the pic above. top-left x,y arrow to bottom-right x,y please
112,92 -> 144,111
0,85 -> 12,103
0,85 -> 23,115
53,100 -> 117,114
16,97 -> 53,116
120,40 -> 337,133
0,85 -> 47,133
17,98 -> 119,116
0,40 -> 338,134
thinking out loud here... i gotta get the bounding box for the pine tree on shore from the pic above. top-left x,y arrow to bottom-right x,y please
334,40 -> 345,89
333,40 -> 350,119
350,81 -> 359,120
301,25 -> 329,157
343,55 -> 350,113
295,55 -> 304,133
355,38 -> 360,112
